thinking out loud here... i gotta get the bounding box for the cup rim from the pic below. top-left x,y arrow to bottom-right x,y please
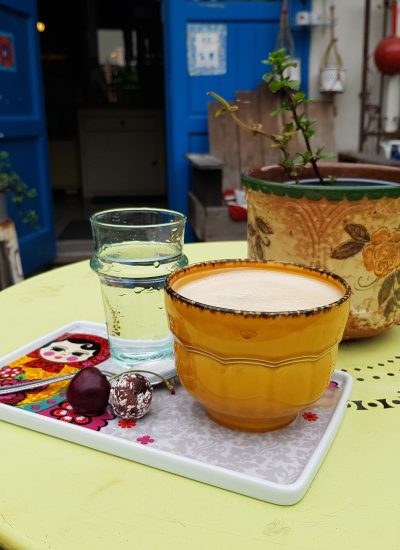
90,207 -> 186,229
165,259 -> 352,318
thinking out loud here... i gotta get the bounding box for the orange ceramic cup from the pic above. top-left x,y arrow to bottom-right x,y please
164,259 -> 351,432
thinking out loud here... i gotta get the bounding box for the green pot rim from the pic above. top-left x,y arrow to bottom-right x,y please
241,172 -> 400,201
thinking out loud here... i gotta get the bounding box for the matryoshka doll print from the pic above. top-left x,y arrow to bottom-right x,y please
0,332 -> 110,410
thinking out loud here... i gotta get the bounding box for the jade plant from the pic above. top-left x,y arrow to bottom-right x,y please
209,48 -> 333,185
0,151 -> 38,225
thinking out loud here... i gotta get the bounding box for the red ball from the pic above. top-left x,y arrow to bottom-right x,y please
374,36 -> 400,75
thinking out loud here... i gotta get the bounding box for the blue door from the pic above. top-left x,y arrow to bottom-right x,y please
0,0 -> 56,275
162,0 -> 310,224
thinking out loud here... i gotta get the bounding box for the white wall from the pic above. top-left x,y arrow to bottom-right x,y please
308,0 -> 384,152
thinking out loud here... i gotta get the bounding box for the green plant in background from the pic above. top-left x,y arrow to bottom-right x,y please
208,48 -> 334,185
0,151 -> 38,226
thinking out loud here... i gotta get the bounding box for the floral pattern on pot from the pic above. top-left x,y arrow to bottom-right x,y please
331,225 -> 400,277
363,228 -> 400,277
331,225 -> 400,320
246,189 -> 400,339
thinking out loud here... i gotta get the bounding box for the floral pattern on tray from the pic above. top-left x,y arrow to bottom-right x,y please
98,379 -> 342,485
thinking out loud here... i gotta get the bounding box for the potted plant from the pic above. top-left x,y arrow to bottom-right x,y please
0,151 -> 38,225
0,151 -> 38,287
209,49 -> 400,340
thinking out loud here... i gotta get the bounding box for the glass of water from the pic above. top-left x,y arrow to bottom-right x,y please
90,208 -> 187,368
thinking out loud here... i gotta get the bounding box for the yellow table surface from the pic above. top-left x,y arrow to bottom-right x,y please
0,241 -> 399,550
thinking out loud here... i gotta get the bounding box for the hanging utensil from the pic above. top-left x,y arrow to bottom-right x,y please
374,0 -> 400,74
375,0 -> 400,133
276,0 -> 301,83
319,5 -> 345,93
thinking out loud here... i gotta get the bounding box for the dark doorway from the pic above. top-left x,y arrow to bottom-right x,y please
37,0 -> 167,262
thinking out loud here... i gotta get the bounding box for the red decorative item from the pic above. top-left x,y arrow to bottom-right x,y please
136,435 -> 155,445
40,400 -> 115,431
118,419 -> 137,429
302,412 -> 319,422
227,204 -> 247,222
374,1 -> 400,75
0,34 -> 15,69
223,189 -> 247,222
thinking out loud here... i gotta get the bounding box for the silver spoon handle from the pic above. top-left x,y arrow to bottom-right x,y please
0,373 -> 76,396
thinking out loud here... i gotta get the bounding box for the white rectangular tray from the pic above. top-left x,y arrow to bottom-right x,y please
0,321 -> 352,505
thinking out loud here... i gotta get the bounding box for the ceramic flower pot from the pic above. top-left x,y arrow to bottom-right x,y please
242,162 -> 400,340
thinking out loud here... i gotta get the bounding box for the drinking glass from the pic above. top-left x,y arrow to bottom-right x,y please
90,208 -> 187,367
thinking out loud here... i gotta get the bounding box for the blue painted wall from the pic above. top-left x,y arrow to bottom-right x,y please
0,0 -> 56,275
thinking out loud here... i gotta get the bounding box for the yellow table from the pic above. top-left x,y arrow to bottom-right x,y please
0,242 -> 399,550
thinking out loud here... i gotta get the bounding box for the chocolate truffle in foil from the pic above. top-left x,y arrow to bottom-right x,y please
109,373 -> 153,420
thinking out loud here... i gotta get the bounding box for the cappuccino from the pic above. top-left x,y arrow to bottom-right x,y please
176,268 -> 343,312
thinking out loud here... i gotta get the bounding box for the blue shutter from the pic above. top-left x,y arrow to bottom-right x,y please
0,0 -> 56,275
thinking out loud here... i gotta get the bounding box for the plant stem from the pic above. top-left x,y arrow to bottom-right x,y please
283,86 -> 325,184
207,92 -> 272,140
208,91 -> 295,180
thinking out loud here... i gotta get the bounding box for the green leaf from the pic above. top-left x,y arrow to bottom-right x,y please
286,80 -> 300,91
27,189 -> 37,199
282,158 -> 295,168
317,151 -> 335,160
268,80 -> 282,93
281,63 -> 298,75
0,150 -> 39,226
300,151 -> 312,162
271,134 -> 285,145
283,122 -> 295,133
294,92 -> 306,102
269,107 -> 287,117
270,48 -> 287,59
306,119 -> 317,128
262,71 -> 274,83
296,113 -> 306,124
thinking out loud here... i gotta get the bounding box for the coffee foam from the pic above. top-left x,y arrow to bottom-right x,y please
176,268 -> 343,312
